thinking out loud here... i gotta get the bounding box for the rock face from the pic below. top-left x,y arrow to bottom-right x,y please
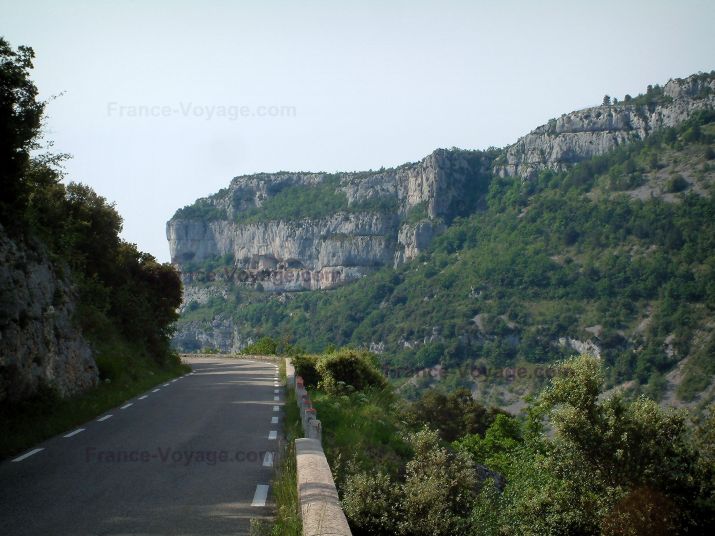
0,226 -> 98,404
495,73 -> 715,179
169,72 -> 714,353
167,148 -> 489,291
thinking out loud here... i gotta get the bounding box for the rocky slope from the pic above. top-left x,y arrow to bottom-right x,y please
0,226 -> 98,403
167,149 -> 490,290
495,72 -> 715,179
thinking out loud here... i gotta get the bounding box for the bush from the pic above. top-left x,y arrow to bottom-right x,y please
315,349 -> 387,394
342,471 -> 401,535
399,429 -> 478,536
664,175 -> 689,193
242,336 -> 278,355
403,388 -> 505,442
292,354 -> 320,388
341,429 -> 478,536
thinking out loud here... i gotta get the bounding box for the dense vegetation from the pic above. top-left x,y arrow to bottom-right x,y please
181,110 -> 715,407
173,173 -> 401,225
0,38 -> 185,458
290,349 -> 715,535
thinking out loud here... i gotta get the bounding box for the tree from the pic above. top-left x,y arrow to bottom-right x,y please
504,355 -> 710,534
404,388 -> 504,441
602,94 -> 612,106
0,38 -> 44,226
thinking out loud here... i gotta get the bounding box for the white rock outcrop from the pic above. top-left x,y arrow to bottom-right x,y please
495,73 -> 715,179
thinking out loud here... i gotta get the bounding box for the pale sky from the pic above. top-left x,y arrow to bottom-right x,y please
2,0 -> 714,261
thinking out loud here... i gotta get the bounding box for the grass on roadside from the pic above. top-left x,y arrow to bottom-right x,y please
265,383 -> 302,536
311,388 -> 410,486
0,351 -> 189,461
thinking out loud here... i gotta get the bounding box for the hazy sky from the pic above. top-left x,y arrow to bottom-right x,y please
2,0 -> 714,261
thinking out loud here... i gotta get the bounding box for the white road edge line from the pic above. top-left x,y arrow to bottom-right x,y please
11,448 -> 44,462
268,431 -> 277,440
97,414 -> 113,422
138,395 -> 148,400
251,484 -> 269,507
262,452 -> 274,467
64,428 -> 85,438
271,416 -> 279,424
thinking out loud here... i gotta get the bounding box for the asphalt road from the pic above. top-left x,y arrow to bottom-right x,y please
0,357 -> 284,536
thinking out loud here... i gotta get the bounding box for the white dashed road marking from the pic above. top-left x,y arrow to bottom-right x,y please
163,383 -> 170,387
268,431 -> 277,440
152,389 -> 160,393
271,416 -> 278,424
12,448 -> 44,462
120,403 -> 133,410
64,428 -> 85,438
273,405 -> 279,412
262,452 -> 274,467
251,484 -> 269,507
273,396 -> 279,401
97,415 -> 113,422
138,395 -> 148,400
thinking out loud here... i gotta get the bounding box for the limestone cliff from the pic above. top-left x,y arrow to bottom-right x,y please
0,226 -> 98,403
167,148 -> 491,291
495,72 -> 715,179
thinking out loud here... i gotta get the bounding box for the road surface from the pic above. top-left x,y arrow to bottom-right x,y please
0,357 -> 283,535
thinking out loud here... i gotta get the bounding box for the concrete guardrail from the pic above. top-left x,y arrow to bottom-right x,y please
286,358 -> 352,536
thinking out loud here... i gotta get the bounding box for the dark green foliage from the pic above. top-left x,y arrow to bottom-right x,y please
403,388 -> 505,442
0,38 -> 44,228
665,174 -> 689,193
315,349 -> 388,394
237,176 -> 349,223
241,336 -> 278,355
291,354 -> 320,388
677,332 -> 715,401
172,198 -> 224,221
292,342 -> 715,535
454,413 -> 522,475
404,201 -> 429,224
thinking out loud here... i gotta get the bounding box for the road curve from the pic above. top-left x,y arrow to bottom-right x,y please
0,357 -> 283,536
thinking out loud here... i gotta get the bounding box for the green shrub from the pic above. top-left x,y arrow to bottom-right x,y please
342,471 -> 401,535
315,349 -> 387,394
242,336 -> 278,355
664,175 -> 689,193
399,429 -> 478,536
292,354 -> 320,388
95,353 -> 125,381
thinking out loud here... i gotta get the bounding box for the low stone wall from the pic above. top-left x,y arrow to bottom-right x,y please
295,439 -> 352,536
286,358 -> 352,536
